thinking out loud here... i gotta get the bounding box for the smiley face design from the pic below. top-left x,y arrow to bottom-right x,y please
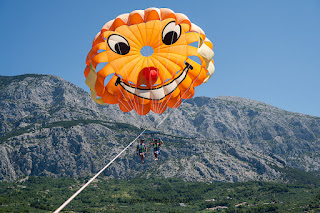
85,8 -> 215,115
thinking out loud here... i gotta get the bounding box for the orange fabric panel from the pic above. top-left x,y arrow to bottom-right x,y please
151,101 -> 167,114
134,102 -> 151,115
167,94 -> 181,108
129,10 -> 145,25
159,8 -> 176,20
119,99 -> 133,112
101,90 -> 118,104
175,13 -> 191,27
144,8 -> 160,22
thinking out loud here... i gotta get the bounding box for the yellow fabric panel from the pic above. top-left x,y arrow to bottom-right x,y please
145,20 -> 160,47
155,52 -> 187,69
137,23 -> 149,46
149,56 -> 174,84
85,65 -> 105,105
112,56 -> 143,83
113,28 -> 142,50
147,21 -> 162,47
154,44 -> 188,55
125,24 -> 145,47
95,77 -> 105,96
108,55 -> 141,80
155,54 -> 184,75
180,23 -> 191,33
186,32 -> 201,45
97,63 -> 115,81
91,51 -> 108,68
105,48 -> 139,64
126,57 -> 145,84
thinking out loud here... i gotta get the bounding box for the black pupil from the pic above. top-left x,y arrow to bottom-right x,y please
115,42 -> 130,55
163,31 -> 178,45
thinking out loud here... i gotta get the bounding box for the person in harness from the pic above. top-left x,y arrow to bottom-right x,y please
136,139 -> 147,163
150,138 -> 163,161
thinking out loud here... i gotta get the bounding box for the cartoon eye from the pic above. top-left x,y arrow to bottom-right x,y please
162,21 -> 181,45
107,34 -> 130,55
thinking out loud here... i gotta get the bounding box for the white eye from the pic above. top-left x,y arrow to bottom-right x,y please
107,34 -> 130,55
162,21 -> 181,45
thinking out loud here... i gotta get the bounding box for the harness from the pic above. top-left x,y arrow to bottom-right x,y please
138,144 -> 145,153
153,143 -> 160,152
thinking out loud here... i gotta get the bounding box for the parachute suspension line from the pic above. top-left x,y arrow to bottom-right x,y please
155,20 -> 177,114
54,129 -> 147,213
116,41 -> 140,116
157,25 -> 191,117
56,32 -> 203,213
156,20 -> 162,116
140,115 -> 141,129
156,45 -> 203,129
55,65 -> 200,213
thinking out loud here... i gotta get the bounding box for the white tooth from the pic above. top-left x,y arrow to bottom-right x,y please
151,88 -> 165,100
163,80 -> 177,95
136,89 -> 150,99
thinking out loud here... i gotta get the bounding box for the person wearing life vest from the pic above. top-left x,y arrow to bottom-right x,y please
136,139 -> 147,163
150,138 -> 163,161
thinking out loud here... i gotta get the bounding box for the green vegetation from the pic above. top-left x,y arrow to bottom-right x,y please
1,176 -> 320,212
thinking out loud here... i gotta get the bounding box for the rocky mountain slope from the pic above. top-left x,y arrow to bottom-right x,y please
0,74 -> 320,182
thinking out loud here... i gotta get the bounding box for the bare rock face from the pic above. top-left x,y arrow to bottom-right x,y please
0,74 -> 319,182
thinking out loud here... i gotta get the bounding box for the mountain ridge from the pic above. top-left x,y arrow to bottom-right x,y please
0,74 -> 319,182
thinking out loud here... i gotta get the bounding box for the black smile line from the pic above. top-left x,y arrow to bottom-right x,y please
115,62 -> 193,100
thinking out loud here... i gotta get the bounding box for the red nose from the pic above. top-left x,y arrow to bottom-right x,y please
142,67 -> 159,81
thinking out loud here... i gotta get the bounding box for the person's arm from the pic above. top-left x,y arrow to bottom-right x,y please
159,138 -> 163,145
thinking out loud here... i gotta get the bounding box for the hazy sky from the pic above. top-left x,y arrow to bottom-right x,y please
1,0 -> 319,116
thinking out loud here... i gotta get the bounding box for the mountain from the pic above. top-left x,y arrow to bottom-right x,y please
0,74 -> 320,182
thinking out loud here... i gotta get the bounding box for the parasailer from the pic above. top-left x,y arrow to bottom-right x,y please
85,7 -> 215,116
150,138 -> 163,161
136,139 -> 147,163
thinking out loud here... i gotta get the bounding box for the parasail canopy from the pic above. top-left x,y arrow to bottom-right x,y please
85,8 -> 215,115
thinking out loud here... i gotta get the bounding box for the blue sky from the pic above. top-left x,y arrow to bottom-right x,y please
1,0 -> 319,116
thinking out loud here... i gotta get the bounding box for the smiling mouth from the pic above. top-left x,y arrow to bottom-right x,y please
115,63 -> 193,100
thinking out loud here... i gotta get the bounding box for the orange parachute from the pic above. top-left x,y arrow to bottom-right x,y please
85,8 -> 215,115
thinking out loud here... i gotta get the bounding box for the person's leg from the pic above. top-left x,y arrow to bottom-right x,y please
154,152 -> 158,160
